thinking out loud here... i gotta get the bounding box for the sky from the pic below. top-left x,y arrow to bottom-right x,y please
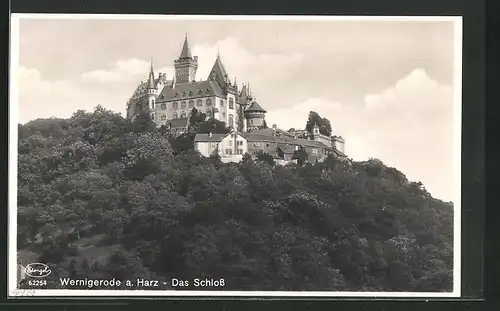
12,16 -> 460,202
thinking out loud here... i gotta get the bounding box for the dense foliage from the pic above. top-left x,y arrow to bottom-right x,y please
306,111 -> 333,137
17,106 -> 453,292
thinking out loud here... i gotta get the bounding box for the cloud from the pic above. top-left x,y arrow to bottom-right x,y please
81,58 -> 174,83
267,68 -> 455,201
79,36 -> 304,95
191,37 -> 304,84
356,69 -> 454,201
267,98 -> 342,131
17,66 -> 130,124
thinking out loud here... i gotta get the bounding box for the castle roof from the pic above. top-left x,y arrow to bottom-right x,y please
166,117 -> 189,128
179,34 -> 192,59
157,80 -> 225,102
245,101 -> 266,113
209,55 -> 229,87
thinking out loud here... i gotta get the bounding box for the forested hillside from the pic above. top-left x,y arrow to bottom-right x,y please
17,106 -> 454,292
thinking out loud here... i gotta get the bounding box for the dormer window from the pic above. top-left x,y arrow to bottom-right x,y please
198,89 -> 202,95
189,90 -> 193,96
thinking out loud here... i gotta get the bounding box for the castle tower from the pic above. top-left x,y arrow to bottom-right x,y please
174,34 -> 198,83
244,99 -> 267,131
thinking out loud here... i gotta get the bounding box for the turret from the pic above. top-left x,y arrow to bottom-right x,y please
147,59 -> 156,112
244,99 -> 267,131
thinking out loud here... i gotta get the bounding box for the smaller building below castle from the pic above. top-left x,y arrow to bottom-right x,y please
194,123 -> 347,164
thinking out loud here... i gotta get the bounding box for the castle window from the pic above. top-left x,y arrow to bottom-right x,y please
228,114 -> 234,127
151,113 -> 155,120
206,98 -> 212,106
237,140 -> 243,146
220,99 -> 224,107
173,112 -> 178,119
188,100 -> 194,108
229,98 -> 234,109
161,114 -> 167,121
206,109 -> 213,117
197,99 -> 202,107
161,103 -> 167,110
181,101 -> 187,109
229,140 -> 233,146
180,111 -> 186,118
173,102 -> 178,109
225,149 -> 232,155
236,149 -> 244,155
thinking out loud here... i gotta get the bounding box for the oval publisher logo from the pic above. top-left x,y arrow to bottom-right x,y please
25,263 -> 51,278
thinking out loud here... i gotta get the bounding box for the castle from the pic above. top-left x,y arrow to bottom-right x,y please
126,34 -> 265,135
126,35 -> 347,164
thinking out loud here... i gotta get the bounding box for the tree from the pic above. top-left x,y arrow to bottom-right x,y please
169,133 -> 195,155
305,111 -> 332,136
188,108 -> 207,133
293,148 -> 308,166
130,109 -> 156,134
255,150 -> 275,166
197,119 -> 230,135
17,108 -> 454,292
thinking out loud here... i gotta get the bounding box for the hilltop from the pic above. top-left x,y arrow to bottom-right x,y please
17,106 -> 453,292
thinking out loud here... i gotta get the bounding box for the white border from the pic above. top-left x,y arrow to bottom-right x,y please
8,14 -> 463,298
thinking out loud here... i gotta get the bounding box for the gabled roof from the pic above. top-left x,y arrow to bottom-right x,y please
209,55 -> 229,87
245,101 -> 266,113
194,133 -> 226,142
179,35 -> 192,59
156,80 -> 225,102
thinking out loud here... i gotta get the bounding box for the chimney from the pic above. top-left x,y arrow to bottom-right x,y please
209,132 -> 212,137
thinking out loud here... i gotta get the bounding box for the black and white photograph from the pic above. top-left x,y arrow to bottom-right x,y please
9,15 -> 461,297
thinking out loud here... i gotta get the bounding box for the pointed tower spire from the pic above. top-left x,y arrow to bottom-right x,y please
179,33 -> 192,59
147,57 -> 155,89
233,76 -> 237,87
